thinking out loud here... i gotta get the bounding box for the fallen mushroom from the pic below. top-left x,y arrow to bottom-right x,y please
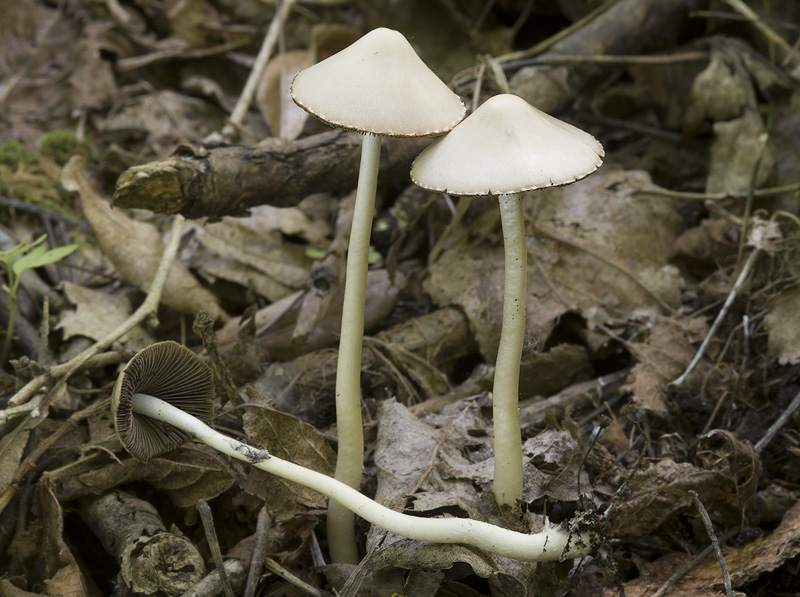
411,94 -> 604,506
290,27 -> 465,562
112,341 -> 599,563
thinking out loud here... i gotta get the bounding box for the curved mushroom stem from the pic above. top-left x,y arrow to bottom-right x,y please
329,132 -> 382,564
130,392 -> 597,562
493,192 -> 526,506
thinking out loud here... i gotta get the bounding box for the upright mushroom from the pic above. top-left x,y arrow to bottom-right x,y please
291,27 -> 465,562
411,94 -> 604,506
112,341 -> 599,563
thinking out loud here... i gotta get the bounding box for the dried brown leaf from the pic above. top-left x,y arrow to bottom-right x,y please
0,429 -> 28,500
39,481 -> 88,596
610,447 -> 758,539
61,156 -> 228,322
239,400 -> 336,521
56,281 -> 155,349
765,284 -> 800,365
216,268 -> 401,359
605,500 -> 800,596
425,169 -> 684,359
49,446 -> 235,507
188,204 -> 325,302
623,314 -> 709,415
258,49 -> 315,140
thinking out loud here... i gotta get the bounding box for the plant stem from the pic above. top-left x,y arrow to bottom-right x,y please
329,132 -> 381,564
0,293 -> 17,367
131,393 -> 595,562
493,193 -> 526,506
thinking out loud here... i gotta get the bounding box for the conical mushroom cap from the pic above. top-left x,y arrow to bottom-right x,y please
112,341 -> 215,461
411,94 -> 604,195
291,28 -> 465,137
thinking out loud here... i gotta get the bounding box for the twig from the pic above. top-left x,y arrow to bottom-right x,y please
754,388 -> 800,456
651,528 -> 738,597
8,214 -> 185,408
452,0 -> 624,85
630,181 -> 800,201
722,0 -> 800,67
262,557 -> 322,597
197,500 -> 235,597
244,506 -> 271,597
221,0 -> 298,140
0,196 -> 94,234
689,491 -> 735,597
0,215 -> 185,515
0,398 -> 111,515
669,247 -> 760,387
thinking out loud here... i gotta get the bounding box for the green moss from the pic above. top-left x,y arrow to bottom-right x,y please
0,140 -> 33,165
38,130 -> 99,165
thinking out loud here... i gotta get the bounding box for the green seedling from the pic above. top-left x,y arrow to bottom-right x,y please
1,235 -> 78,367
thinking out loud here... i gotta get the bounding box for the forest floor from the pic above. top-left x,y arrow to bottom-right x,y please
2,0 -> 800,595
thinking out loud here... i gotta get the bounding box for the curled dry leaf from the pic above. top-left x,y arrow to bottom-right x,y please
425,169 -> 684,360
765,284 -> 800,365
604,500 -> 800,597
215,268 -> 401,359
609,436 -> 760,540
188,203 -> 327,303
61,156 -> 228,322
9,482 -> 87,596
238,394 -> 336,522
257,24 -> 361,139
48,445 -> 235,508
57,281 -> 155,349
622,314 -> 709,415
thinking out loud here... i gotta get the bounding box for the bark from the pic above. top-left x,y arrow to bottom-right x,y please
113,130 -> 429,219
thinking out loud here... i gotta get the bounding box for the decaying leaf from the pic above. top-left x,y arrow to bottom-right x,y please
56,281 -> 155,349
606,500 -> 800,596
257,24 -> 361,139
216,268 -> 401,360
610,433 -> 761,540
26,482 -> 87,596
239,396 -> 336,521
48,446 -> 236,508
425,169 -> 684,360
61,156 -> 228,322
187,203 -> 327,302
622,314 -> 709,415
765,284 -> 800,365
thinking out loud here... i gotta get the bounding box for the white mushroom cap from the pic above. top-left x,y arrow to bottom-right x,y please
411,94 -> 604,195
291,28 -> 466,138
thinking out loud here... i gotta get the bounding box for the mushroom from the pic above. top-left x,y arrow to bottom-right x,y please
113,341 -> 598,562
291,27 -> 465,562
411,94 -> 604,506
112,340 -> 215,461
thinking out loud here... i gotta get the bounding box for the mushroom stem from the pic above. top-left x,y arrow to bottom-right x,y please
130,392 -> 596,562
329,132 -> 381,564
493,193 -> 526,506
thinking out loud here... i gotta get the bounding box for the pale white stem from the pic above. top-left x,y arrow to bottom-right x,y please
329,132 -> 382,563
131,393 -> 595,562
493,193 -> 526,506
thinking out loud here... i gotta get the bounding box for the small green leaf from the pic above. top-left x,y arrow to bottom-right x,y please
304,248 -> 327,260
12,243 -> 78,277
367,245 -> 383,265
0,235 -> 45,268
